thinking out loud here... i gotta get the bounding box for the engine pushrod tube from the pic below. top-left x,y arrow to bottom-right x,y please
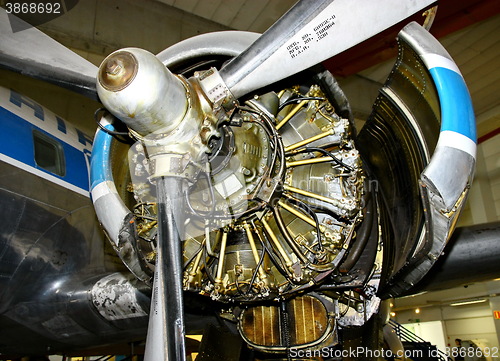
278,199 -> 317,228
272,207 -> 310,264
286,156 -> 333,167
284,129 -> 334,152
243,222 -> 269,282
215,229 -> 228,284
261,218 -> 294,268
283,184 -> 342,208
187,240 -> 205,281
276,99 -> 308,130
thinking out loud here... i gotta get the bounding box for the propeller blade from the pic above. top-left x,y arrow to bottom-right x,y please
219,0 -> 436,99
0,8 -> 98,100
144,177 -> 187,361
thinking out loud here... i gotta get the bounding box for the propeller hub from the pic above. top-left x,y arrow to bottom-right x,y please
96,48 -> 188,136
99,51 -> 138,92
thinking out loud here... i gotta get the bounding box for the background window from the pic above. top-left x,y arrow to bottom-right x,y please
33,130 -> 65,176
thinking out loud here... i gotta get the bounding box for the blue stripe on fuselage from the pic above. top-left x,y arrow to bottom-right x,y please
429,67 -> 476,142
0,106 -> 90,192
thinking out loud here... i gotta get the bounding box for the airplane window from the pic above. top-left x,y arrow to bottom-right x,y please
33,130 -> 66,177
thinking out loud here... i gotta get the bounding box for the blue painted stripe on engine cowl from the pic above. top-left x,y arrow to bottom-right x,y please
90,125 -> 115,191
429,66 -> 476,142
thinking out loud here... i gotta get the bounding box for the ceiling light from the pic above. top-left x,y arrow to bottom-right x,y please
415,308 -> 420,314
390,312 -> 396,317
450,299 -> 486,306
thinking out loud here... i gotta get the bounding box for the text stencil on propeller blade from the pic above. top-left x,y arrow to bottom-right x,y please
222,0 -> 436,99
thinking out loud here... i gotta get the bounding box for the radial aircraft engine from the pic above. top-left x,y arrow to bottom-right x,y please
0,0 -> 476,359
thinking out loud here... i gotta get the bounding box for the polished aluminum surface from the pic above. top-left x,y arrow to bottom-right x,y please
219,0 -> 435,99
0,8 -> 98,100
